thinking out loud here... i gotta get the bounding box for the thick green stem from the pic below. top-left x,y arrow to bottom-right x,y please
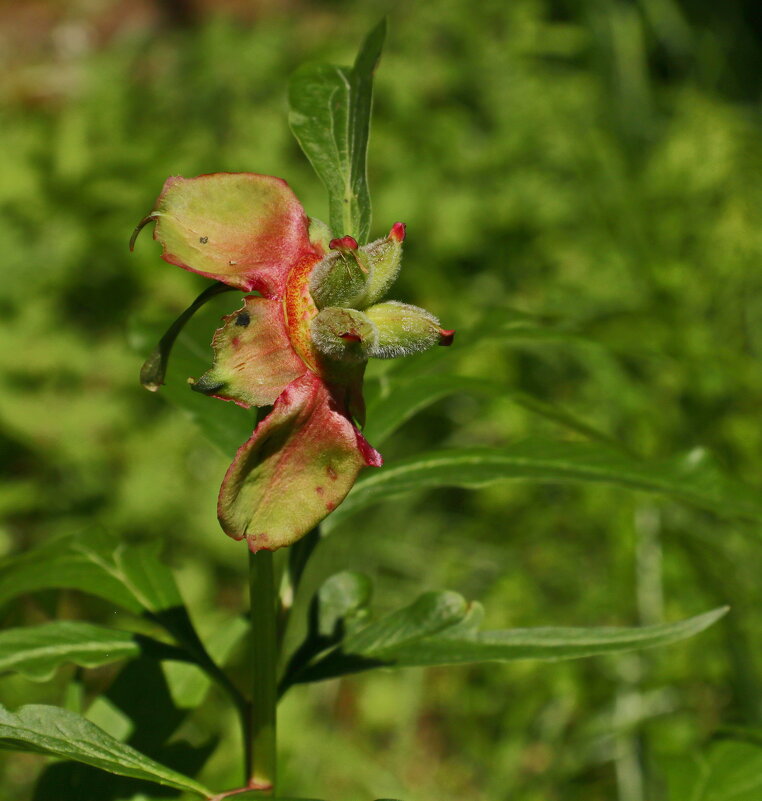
246,549 -> 277,793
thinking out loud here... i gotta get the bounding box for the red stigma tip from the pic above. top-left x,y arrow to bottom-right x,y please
438,329 -> 455,346
389,222 -> 407,242
339,331 -> 362,342
329,235 -> 359,251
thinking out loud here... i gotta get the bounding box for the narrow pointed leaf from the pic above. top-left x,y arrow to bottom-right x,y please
324,441 -> 762,532
289,20 -> 386,242
378,606 -> 728,667
0,705 -> 211,796
0,622 -> 186,681
286,591 -> 468,686
291,603 -> 726,683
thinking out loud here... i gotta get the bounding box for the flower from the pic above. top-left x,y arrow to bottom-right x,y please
136,172 -> 453,552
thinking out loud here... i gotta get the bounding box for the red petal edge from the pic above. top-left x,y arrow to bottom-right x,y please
154,172 -> 317,298
217,372 -> 382,552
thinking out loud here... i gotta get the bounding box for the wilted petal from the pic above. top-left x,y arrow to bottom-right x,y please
191,296 -> 307,407
218,372 -> 382,551
152,173 -> 316,296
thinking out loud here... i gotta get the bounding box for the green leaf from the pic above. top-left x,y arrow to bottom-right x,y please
0,530 -> 182,616
291,598 -> 726,683
0,531 -> 236,707
364,372 -> 620,450
0,531 -> 142,614
678,739 -> 762,801
286,591 -> 468,685
289,19 -> 386,242
280,571 -> 373,693
0,622 -> 185,682
162,615 -> 248,709
0,704 -> 210,797
373,606 -> 728,667
340,591 -> 467,656
316,570 -> 374,639
325,441 -> 762,532
364,375 -> 498,445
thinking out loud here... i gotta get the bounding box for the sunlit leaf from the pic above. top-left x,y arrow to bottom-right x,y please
289,19 -> 386,242
289,598 -> 726,684
0,705 -> 210,797
0,530 -> 181,615
0,622 -> 185,682
0,531 -> 231,704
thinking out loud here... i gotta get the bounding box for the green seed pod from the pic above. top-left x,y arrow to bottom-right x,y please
364,300 -> 443,358
309,236 -> 371,309
311,307 -> 378,361
353,222 -> 406,307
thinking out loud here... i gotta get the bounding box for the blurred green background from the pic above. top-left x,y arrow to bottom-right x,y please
2,0 -> 762,799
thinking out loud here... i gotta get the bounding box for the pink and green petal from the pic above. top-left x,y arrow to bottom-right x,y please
218,372 -> 382,552
152,173 -> 317,296
191,296 -> 307,408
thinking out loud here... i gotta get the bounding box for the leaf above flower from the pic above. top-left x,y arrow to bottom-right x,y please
288,19 -> 387,243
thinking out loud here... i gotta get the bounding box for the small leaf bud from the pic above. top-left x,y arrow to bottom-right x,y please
311,307 -> 378,361
364,301 -> 444,358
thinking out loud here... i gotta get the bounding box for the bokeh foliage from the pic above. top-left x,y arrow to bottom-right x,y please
2,1 -> 762,799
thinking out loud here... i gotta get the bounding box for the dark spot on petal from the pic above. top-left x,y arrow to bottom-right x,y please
235,311 -> 250,327
326,501 -> 336,511
199,236 -> 208,244
326,465 -> 338,481
315,486 -> 324,496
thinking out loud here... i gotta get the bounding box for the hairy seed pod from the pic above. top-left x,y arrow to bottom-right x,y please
311,307 -> 378,361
